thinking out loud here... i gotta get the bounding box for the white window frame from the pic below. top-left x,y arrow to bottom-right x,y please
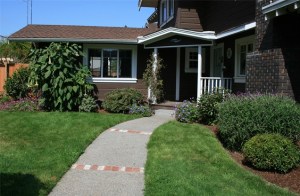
185,47 -> 206,73
160,0 -> 175,27
83,44 -> 137,83
234,35 -> 254,83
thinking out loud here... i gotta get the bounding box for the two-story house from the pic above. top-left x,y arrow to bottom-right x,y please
8,0 -> 300,102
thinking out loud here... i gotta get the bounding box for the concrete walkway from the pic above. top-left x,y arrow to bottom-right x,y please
49,109 -> 174,196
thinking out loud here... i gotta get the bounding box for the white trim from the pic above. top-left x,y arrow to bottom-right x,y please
8,38 -> 138,44
83,44 -> 137,82
176,48 -> 180,101
197,46 -> 202,99
90,78 -> 137,83
144,44 -> 212,49
262,0 -> 299,14
216,22 -> 256,39
234,35 -> 255,83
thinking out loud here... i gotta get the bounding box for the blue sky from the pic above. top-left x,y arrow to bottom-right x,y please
0,0 -> 154,37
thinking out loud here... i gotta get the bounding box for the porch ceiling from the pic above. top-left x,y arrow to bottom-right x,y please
138,27 -> 215,48
262,0 -> 300,20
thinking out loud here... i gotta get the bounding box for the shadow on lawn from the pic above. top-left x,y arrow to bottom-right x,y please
0,173 -> 45,196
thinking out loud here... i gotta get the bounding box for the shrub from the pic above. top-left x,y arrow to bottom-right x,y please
0,97 -> 39,112
242,134 -> 300,173
79,95 -> 98,112
102,88 -> 144,113
0,93 -> 11,104
218,94 -> 300,151
129,104 -> 153,117
29,42 -> 94,111
175,100 -> 199,123
4,67 -> 30,99
198,90 -> 228,125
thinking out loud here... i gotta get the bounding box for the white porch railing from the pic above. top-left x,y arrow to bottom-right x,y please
200,77 -> 233,95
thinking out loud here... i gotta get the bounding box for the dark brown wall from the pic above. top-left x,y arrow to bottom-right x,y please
246,0 -> 300,102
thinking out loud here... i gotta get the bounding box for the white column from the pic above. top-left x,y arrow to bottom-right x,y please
197,46 -> 202,99
148,48 -> 158,104
175,48 -> 181,101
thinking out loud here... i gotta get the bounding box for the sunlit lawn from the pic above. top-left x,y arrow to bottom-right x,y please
0,111 -> 138,196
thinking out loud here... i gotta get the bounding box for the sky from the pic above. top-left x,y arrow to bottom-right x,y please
0,0 -> 154,37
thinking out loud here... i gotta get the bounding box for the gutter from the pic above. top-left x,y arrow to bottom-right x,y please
8,38 -> 138,44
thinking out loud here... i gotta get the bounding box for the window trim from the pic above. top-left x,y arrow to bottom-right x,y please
83,44 -> 137,83
160,0 -> 175,27
234,35 -> 254,83
185,47 -> 206,73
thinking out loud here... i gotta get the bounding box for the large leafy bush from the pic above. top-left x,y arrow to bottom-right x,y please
4,67 -> 30,99
197,90 -> 228,125
29,42 -> 93,111
243,134 -> 300,173
218,94 -> 300,151
102,88 -> 144,113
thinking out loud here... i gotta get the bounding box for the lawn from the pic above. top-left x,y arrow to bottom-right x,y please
145,121 -> 295,196
0,111 -> 137,196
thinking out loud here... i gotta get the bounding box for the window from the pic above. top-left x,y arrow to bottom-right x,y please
235,36 -> 254,83
185,48 -> 206,73
84,45 -> 137,83
160,0 -> 174,25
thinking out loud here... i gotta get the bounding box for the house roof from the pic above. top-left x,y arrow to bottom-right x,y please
138,0 -> 158,8
8,25 -> 157,44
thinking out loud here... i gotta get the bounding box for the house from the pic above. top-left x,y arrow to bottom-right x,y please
8,0 -> 300,102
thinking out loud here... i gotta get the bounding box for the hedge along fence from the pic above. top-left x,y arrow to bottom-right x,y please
0,63 -> 29,92
217,94 -> 300,151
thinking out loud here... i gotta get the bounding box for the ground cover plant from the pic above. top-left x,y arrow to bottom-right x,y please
218,94 -> 300,151
145,121 -> 295,196
0,112 -> 137,196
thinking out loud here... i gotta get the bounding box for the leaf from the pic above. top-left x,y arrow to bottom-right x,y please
42,83 -> 48,92
73,86 -> 78,93
45,70 -> 51,79
67,93 -> 71,100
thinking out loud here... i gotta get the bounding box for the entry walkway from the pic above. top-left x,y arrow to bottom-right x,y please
49,110 -> 174,196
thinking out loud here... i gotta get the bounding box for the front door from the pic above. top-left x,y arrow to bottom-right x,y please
212,43 -> 224,77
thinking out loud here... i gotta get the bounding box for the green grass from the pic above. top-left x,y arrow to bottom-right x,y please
0,111 -> 138,196
145,121 -> 295,196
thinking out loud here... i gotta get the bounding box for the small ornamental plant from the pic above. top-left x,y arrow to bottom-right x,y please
129,104 -> 153,117
0,97 -> 39,112
175,99 -> 199,123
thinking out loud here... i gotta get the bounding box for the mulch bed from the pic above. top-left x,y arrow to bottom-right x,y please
206,125 -> 300,195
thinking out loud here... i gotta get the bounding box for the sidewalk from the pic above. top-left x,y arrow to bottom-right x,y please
49,109 -> 174,196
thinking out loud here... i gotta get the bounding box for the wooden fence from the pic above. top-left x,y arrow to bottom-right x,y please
0,63 -> 29,93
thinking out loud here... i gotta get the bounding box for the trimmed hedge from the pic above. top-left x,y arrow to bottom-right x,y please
102,88 -> 144,113
243,134 -> 300,173
218,94 -> 300,151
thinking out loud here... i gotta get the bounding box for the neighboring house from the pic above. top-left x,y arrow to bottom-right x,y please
8,0 -> 300,102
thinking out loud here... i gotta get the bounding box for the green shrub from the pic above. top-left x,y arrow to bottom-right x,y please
102,88 -> 144,113
175,100 -> 199,123
198,90 -> 228,125
0,97 -> 39,112
129,104 -> 153,117
79,95 -> 98,112
29,42 -> 94,111
4,67 -> 30,99
242,134 -> 300,173
218,94 -> 300,151
0,93 -> 11,104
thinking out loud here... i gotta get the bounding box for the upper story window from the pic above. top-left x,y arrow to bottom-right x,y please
83,44 -> 137,83
160,0 -> 174,26
235,35 -> 254,83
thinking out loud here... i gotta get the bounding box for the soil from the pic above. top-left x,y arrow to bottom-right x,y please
206,125 -> 300,195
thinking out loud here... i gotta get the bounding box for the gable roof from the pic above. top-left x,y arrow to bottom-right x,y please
8,25 -> 158,44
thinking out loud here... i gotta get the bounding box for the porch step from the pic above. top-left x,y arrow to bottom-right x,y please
151,101 -> 181,111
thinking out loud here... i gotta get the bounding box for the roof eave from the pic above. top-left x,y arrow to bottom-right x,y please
8,38 -> 138,44
262,0 -> 300,20
138,0 -> 158,8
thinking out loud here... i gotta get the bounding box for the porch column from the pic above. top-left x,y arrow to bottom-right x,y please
197,46 -> 202,99
148,48 -> 158,104
175,48 -> 180,101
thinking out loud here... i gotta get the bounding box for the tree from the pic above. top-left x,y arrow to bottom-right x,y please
0,41 -> 31,63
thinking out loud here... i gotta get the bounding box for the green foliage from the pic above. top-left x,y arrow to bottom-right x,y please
218,94 -> 300,151
0,41 -> 31,63
102,88 -> 144,113
143,53 -> 166,103
4,67 -> 30,99
175,100 -> 199,123
243,134 -> 300,173
79,95 -> 98,112
0,97 -> 39,112
0,93 -> 11,104
29,42 -> 94,111
198,89 -> 228,125
129,104 -> 153,117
